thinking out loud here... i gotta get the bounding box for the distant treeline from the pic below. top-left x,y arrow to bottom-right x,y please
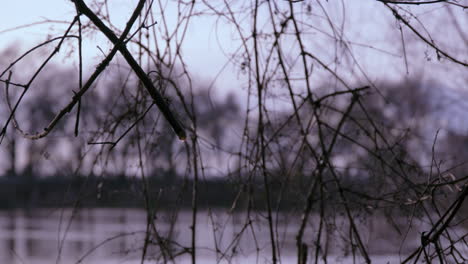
0,172 -> 413,213
0,173 -> 310,210
0,173 -> 228,209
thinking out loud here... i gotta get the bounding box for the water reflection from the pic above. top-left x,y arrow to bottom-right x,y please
1,208 -> 466,263
1,209 -> 147,264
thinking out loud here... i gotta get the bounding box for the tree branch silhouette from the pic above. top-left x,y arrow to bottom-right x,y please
71,0 -> 186,140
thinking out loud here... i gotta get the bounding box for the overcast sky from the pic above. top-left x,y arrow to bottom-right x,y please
0,0 -> 242,99
1,1 -> 465,93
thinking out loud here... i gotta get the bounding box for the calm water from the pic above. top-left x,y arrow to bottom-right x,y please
0,208 -> 465,264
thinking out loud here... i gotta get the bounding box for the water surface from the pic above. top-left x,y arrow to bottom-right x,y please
1,208 -> 464,263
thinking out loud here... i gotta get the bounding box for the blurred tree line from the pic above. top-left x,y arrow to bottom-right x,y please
1,61 -> 466,215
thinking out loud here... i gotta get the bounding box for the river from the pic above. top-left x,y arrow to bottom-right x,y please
0,208 -> 466,263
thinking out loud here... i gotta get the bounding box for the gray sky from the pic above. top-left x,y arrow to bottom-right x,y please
0,0 -> 240,98
1,1 -> 465,94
